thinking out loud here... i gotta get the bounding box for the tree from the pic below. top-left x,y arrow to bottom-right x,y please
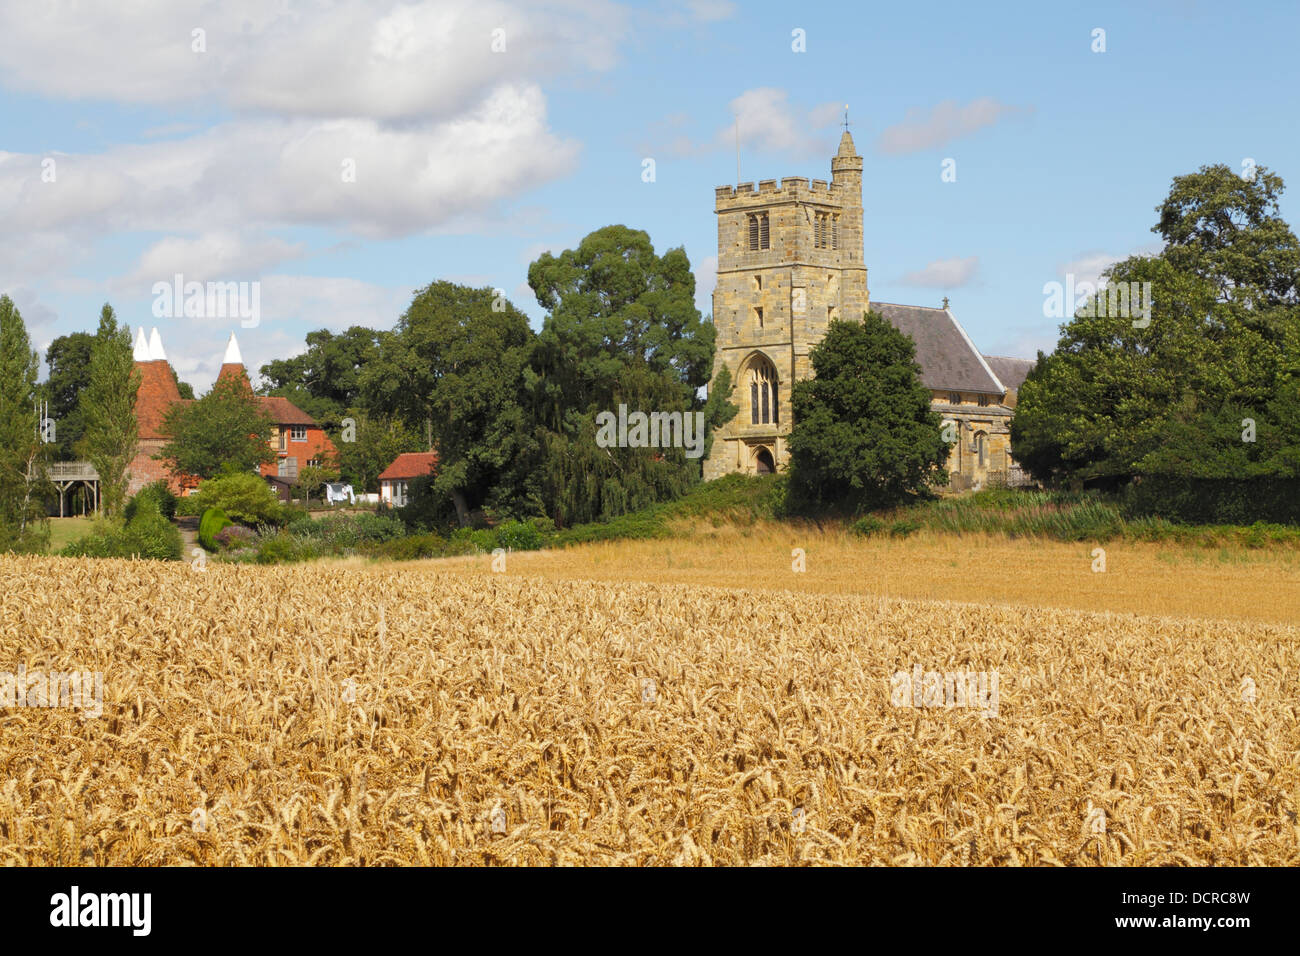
331,409 -> 423,493
0,295 -> 50,551
157,373 -> 274,480
293,461 -> 337,508
362,282 -> 536,525
1013,163 -> 1300,500
787,313 -> 949,510
44,332 -> 96,461
523,226 -> 718,525
260,326 -> 382,429
76,304 -> 140,516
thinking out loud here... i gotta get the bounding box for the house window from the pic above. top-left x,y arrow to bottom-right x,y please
746,355 -> 779,426
278,429 -> 287,452
291,424 -> 307,442
307,458 -> 321,468
747,212 -> 770,251
949,393 -> 962,405
278,456 -> 298,478
392,480 -> 408,507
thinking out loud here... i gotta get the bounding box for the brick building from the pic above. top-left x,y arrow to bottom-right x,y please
703,130 -> 1035,490
125,330 -> 337,498
378,452 -> 439,507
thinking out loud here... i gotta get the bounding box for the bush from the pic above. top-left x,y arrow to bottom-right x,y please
125,480 -> 177,522
851,515 -> 886,536
255,534 -> 298,565
61,499 -> 183,561
888,518 -> 922,538
198,508 -> 234,551
175,493 -> 203,517
363,533 -> 446,561
495,519 -> 543,551
352,512 -> 407,542
193,472 -> 285,527
213,524 -> 257,551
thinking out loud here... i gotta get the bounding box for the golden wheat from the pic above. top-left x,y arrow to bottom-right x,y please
0,553 -> 1296,866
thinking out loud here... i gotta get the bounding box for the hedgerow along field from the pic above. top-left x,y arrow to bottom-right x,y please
2,555 -> 1296,865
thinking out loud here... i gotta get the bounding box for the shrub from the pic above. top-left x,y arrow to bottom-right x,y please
353,512 -> 407,542
175,493 -> 203,517
255,534 -> 298,565
198,508 -> 233,551
888,518 -> 922,538
213,524 -> 257,551
126,480 -> 177,522
193,472 -> 285,527
851,515 -> 886,536
60,500 -> 183,561
363,533 -> 446,561
495,520 -> 543,551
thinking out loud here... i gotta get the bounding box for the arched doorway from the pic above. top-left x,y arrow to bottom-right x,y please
755,448 -> 775,474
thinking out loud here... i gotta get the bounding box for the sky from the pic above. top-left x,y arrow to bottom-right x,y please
1,0 -> 1297,392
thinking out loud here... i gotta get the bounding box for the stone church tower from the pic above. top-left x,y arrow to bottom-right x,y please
703,130 -> 869,479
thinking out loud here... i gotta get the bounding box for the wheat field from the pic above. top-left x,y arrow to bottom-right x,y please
1,552 -> 1297,866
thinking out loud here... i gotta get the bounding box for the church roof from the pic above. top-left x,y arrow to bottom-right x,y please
983,355 -> 1036,391
872,302 -> 1006,395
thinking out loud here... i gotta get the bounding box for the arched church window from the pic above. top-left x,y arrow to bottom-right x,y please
746,356 -> 779,426
975,431 -> 987,468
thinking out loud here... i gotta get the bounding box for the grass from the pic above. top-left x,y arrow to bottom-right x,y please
45,517 -> 95,552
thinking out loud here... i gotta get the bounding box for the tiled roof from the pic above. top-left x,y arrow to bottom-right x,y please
378,452 -> 439,481
134,360 -> 183,439
259,396 -> 318,426
871,302 -> 1005,395
983,355 -> 1036,391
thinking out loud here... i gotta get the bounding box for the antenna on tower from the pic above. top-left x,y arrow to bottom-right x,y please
735,114 -> 741,185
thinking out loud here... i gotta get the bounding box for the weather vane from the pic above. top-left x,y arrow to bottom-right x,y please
843,104 -> 850,132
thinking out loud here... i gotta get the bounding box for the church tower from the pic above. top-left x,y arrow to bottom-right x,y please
703,130 -> 869,479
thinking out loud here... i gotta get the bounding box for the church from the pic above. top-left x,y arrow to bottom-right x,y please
702,130 -> 1034,490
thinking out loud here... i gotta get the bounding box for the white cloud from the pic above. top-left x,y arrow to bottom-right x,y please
0,85 -> 578,241
713,89 -> 844,159
899,256 -> 980,288
877,98 -> 1026,154
0,1 -> 626,123
118,234 -> 307,292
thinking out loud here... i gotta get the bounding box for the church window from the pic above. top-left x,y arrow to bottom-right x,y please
755,275 -> 761,291
948,393 -> 962,405
832,215 -> 840,249
813,211 -> 832,249
975,432 -> 988,468
746,356 -> 779,426
747,212 -> 770,251
755,306 -> 764,328
978,394 -> 990,407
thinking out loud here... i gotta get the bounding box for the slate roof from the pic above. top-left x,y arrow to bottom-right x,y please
983,355 -> 1036,391
378,452 -> 439,481
871,302 -> 1006,395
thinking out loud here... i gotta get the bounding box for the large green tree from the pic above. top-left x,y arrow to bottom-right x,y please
787,312 -> 949,510
76,304 -> 140,516
260,326 -> 382,429
524,225 -> 719,525
44,331 -> 96,461
157,373 -> 274,480
361,282 -> 535,524
0,295 -> 50,550
1013,163 -> 1300,495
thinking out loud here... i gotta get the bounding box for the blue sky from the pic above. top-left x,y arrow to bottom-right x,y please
1,0 -> 1297,390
